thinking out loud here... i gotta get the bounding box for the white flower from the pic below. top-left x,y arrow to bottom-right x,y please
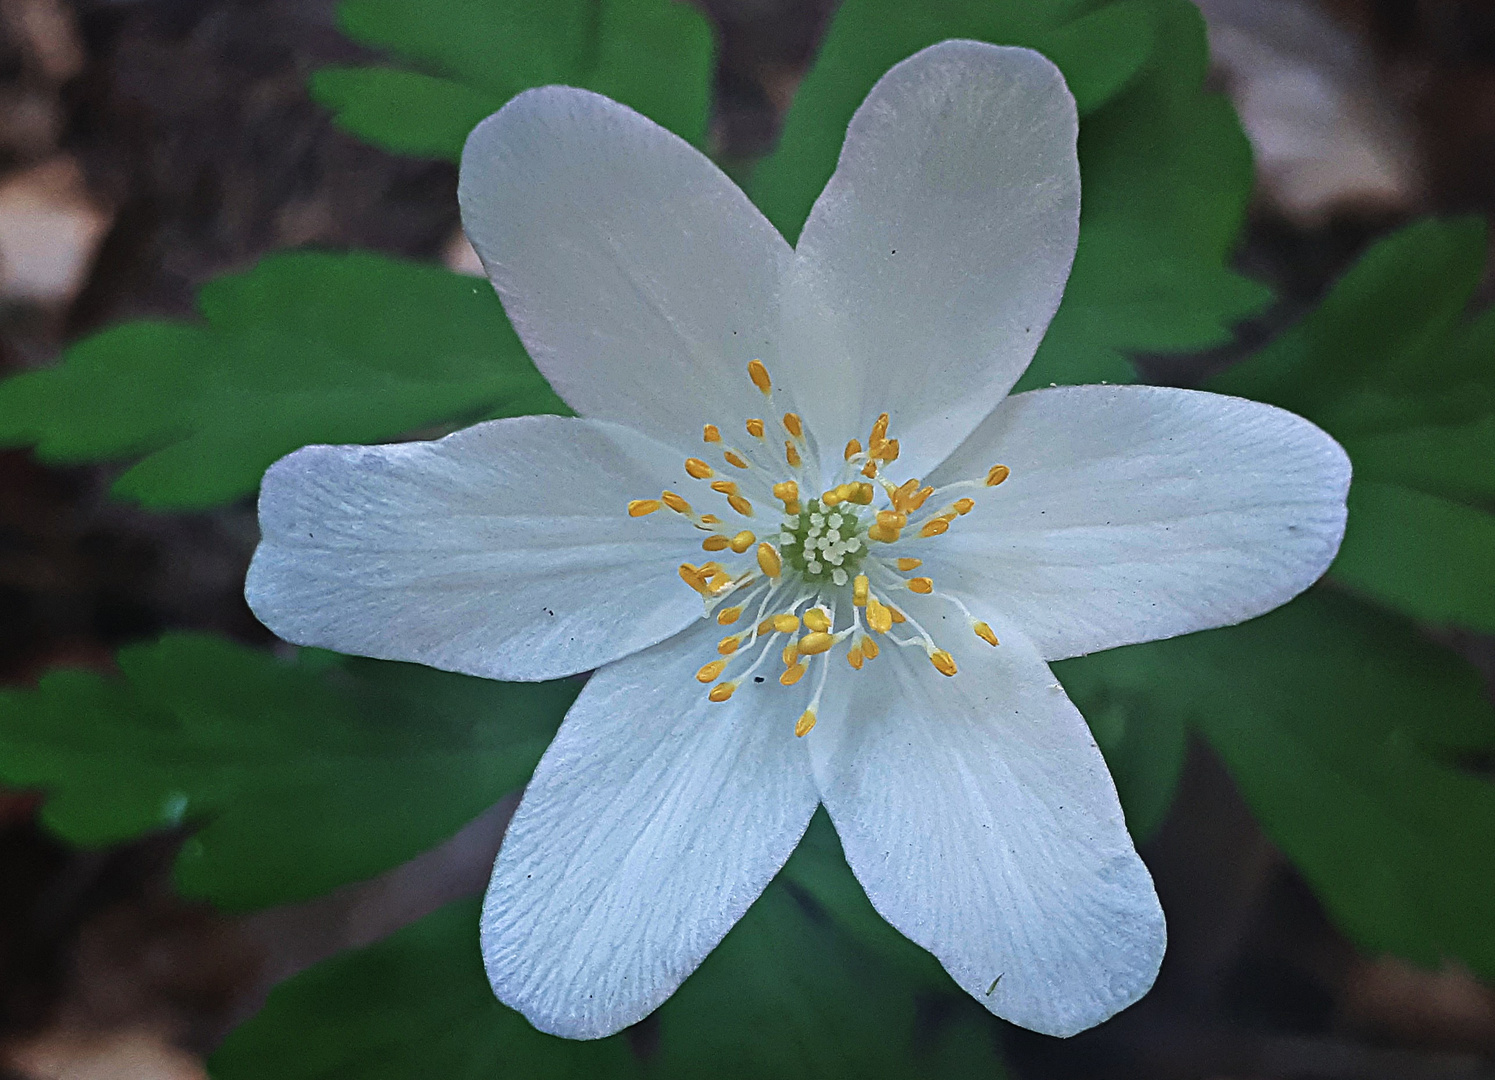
245,41 -> 1349,1041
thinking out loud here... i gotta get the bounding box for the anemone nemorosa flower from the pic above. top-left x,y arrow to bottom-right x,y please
246,40 -> 1349,1041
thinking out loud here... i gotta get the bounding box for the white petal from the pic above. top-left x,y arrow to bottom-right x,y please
246,415 -> 703,682
460,87 -> 794,453
482,625 -> 819,1038
807,619 -> 1164,1036
920,385 -> 1351,661
782,41 -> 1080,480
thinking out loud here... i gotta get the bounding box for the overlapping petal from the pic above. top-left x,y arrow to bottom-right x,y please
460,86 -> 795,456
481,624 -> 819,1039
782,40 -> 1080,481
806,618 -> 1164,1037
918,385 -> 1351,661
247,415 -> 702,682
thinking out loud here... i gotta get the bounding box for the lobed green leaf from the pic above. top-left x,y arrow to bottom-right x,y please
0,252 -> 566,509
0,634 -> 576,911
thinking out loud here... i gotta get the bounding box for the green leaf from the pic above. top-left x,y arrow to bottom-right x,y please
0,634 -> 576,911
1210,218 -> 1495,630
315,0 -> 715,161
0,251 -> 566,509
748,0 -> 1270,390
1063,590 -> 1495,979
210,888 -> 1009,1080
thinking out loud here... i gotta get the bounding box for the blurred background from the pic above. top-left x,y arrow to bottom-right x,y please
0,0 -> 1493,1077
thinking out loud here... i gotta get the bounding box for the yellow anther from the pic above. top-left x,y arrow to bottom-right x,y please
757,542 -> 782,578
723,451 -> 750,470
771,614 -> 800,634
973,622 -> 999,647
718,635 -> 741,655
874,438 -> 900,463
954,498 -> 975,515
860,634 -> 880,660
889,605 -> 906,624
862,461 -> 878,478
908,577 -> 934,594
707,568 -> 733,593
627,499 -> 662,517
920,518 -> 950,538
748,359 -> 772,394
876,510 -> 908,529
709,681 -> 737,702
728,530 -> 756,553
782,641 -> 799,666
844,438 -> 862,461
803,608 -> 831,633
847,646 -> 864,670
783,412 -> 803,437
867,523 -> 900,543
717,606 -> 744,625
685,458 -> 714,479
795,709 -> 817,737
703,424 -> 721,443
798,632 -> 835,656
985,464 -> 1011,487
781,663 -> 808,686
728,494 -> 754,517
907,486 -> 934,511
661,490 -> 691,514
699,514 -> 721,525
702,535 -> 730,552
896,558 -> 922,571
785,440 -> 802,468
852,575 -> 869,607
746,418 -> 765,438
711,479 -> 739,496
892,478 -> 920,511
697,659 -> 727,683
772,480 -> 799,509
680,564 -> 710,594
867,596 -> 892,634
822,487 -> 844,507
930,650 -> 958,677
870,412 -> 890,444
853,482 -> 875,504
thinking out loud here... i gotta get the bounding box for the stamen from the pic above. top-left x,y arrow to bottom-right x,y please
748,359 -> 772,394
860,634 -> 880,659
780,662 -> 808,686
986,464 -> 1010,486
699,514 -> 720,525
930,651 -> 958,676
717,606 -> 743,625
782,641 -> 799,666
847,645 -> 864,670
680,564 -> 710,594
896,557 -> 922,571
757,542 -> 782,578
862,461 -> 878,478
784,440 -> 801,468
803,608 -> 831,633
919,517 -> 950,538
724,451 -> 751,469
872,439 -> 899,463
853,575 -> 869,607
870,413 -> 890,444
974,621 -> 1000,647
908,577 -> 934,594
866,595 -> 893,634
954,498 -> 975,515
783,412 -> 803,438
729,494 -> 754,517
772,480 -> 800,514
709,682 -> 737,701
627,499 -> 661,517
795,709 -> 817,736
661,491 -> 691,514
746,419 -> 765,438
711,480 -> 739,496
729,530 -> 756,553
844,439 -> 861,461
798,632 -> 835,656
702,535 -> 730,552
718,635 -> 741,655
906,486 -> 934,511
685,458 -> 714,479
703,424 -> 721,443
696,659 -> 727,683
771,613 -> 800,634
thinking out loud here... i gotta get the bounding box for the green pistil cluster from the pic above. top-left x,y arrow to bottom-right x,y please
780,499 -> 868,585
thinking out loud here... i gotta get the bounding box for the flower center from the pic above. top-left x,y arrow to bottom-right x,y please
626,360 -> 1011,737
